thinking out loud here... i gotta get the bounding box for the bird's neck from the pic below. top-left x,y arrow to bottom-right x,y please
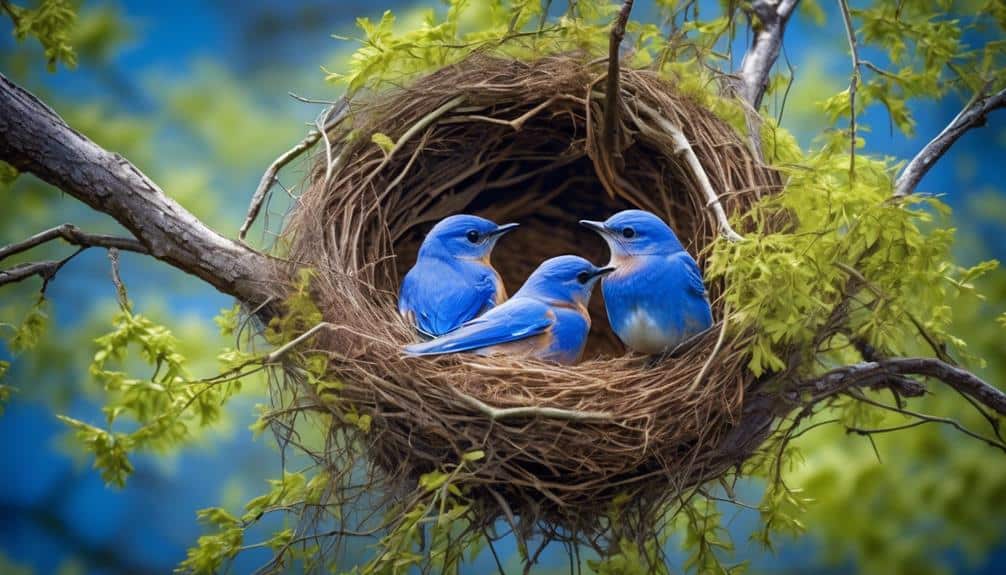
515,285 -> 589,317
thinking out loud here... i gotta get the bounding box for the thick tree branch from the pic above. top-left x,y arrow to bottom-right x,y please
736,0 -> 800,110
806,358 -> 1005,415
0,73 -> 277,308
894,87 -> 1006,196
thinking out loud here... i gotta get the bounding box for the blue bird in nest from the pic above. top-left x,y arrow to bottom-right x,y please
404,255 -> 614,364
399,214 -> 518,337
581,210 -> 713,354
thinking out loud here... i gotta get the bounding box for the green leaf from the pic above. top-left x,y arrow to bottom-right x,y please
371,132 -> 395,155
461,449 -> 485,463
10,298 -> 49,354
419,470 -> 448,492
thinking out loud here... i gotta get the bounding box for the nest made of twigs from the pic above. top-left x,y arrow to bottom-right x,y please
279,53 -> 781,538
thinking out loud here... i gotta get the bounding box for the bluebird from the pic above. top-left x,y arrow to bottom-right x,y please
404,255 -> 614,364
399,215 -> 518,337
580,210 -> 713,354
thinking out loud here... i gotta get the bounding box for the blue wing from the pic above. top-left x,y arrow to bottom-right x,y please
404,297 -> 553,356
675,253 -> 708,299
399,260 -> 499,337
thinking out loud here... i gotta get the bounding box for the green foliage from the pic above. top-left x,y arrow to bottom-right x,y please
819,0 -> 1006,139
2,0 -> 78,71
675,498 -> 746,575
57,303 -> 253,487
371,132 -> 396,156
178,467 -> 332,573
588,538 -> 670,575
0,360 -> 12,415
707,142 -> 994,377
9,297 -> 49,354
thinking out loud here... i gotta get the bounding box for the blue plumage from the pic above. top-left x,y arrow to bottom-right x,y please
398,215 -> 517,337
581,210 -> 713,354
405,255 -> 613,364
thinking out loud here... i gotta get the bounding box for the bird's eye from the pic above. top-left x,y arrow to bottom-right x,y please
466,230 -> 480,243
622,227 -> 635,239
576,271 -> 590,285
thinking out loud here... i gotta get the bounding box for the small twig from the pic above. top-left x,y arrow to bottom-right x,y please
837,0 -> 861,180
0,245 -> 91,291
107,248 -> 131,313
453,388 -> 613,422
239,98 -> 349,240
287,92 -> 340,105
263,322 -> 335,364
601,0 -> 635,158
0,260 -> 60,288
852,393 -> 1006,453
634,99 -> 744,241
687,311 -> 730,393
316,108 -> 338,189
0,223 -> 148,262
894,87 -> 1006,196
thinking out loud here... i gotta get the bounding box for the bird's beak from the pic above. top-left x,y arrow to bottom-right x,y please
579,220 -> 609,236
488,222 -> 519,238
592,265 -> 616,279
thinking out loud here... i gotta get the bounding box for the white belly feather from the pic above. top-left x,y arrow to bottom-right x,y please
617,308 -> 674,354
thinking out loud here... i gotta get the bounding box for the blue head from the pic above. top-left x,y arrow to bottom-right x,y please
418,214 -> 519,261
580,209 -> 684,258
515,255 -> 614,306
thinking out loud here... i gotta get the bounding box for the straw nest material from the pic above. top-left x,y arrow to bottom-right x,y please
280,53 -> 782,537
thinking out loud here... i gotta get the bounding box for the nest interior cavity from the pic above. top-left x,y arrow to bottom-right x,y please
280,54 -> 781,539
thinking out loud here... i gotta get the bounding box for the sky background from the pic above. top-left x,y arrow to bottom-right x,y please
1,1 -> 1004,573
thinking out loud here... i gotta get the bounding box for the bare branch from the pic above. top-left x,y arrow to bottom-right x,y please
0,72 -> 276,309
0,246 -> 87,290
107,248 -> 131,312
837,0 -> 861,179
736,0 -> 801,110
601,0 -> 634,157
809,358 -> 1006,415
0,260 -> 61,287
0,223 -> 148,262
894,87 -> 1006,196
239,98 -> 350,240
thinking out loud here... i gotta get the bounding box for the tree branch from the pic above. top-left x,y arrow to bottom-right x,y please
601,0 -> 634,157
0,260 -> 63,287
894,87 -> 1006,196
733,0 -> 800,159
837,0 -> 861,179
808,358 -> 1005,415
0,223 -> 148,262
736,0 -> 801,110
238,97 -> 350,240
634,100 -> 744,241
0,73 -> 277,309
0,245 -> 89,291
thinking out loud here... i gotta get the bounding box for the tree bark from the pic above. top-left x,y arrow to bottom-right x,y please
0,73 -> 277,308
736,0 -> 801,110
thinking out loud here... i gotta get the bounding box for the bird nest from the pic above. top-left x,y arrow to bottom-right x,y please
278,54 -> 781,540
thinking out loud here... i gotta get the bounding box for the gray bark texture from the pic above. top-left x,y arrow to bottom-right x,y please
0,73 -> 276,308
